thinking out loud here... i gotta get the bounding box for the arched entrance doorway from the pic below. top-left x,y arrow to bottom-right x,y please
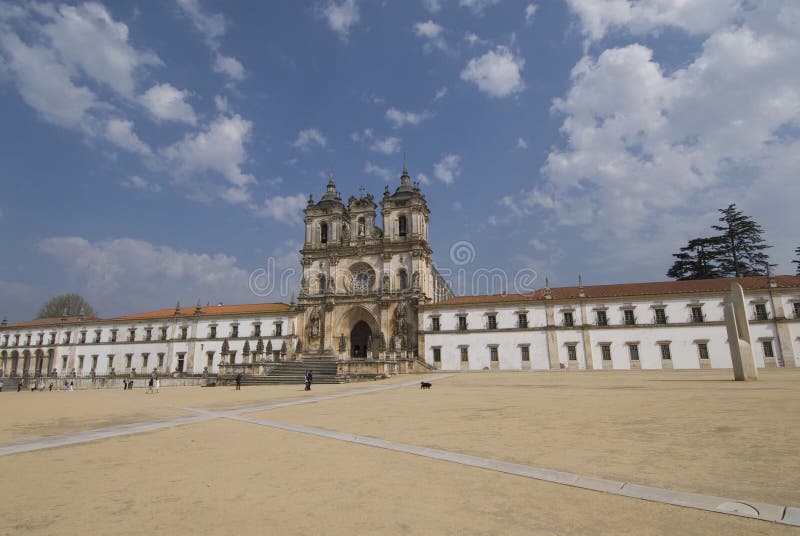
350,321 -> 371,358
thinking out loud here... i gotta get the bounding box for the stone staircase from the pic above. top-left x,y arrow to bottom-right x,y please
220,360 -> 345,386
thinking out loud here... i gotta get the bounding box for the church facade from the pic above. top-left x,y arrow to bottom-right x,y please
1,168 -> 798,380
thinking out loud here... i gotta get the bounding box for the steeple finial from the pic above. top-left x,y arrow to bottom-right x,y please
327,173 -> 336,192
174,301 -> 181,316
578,275 -> 585,298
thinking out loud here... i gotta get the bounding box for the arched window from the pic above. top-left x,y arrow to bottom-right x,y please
320,222 -> 328,244
318,275 -> 326,294
399,270 -> 408,290
398,215 -> 407,237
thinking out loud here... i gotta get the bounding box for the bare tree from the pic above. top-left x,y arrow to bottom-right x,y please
37,294 -> 97,319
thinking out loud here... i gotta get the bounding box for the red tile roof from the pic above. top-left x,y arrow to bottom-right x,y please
2,303 -> 290,329
431,275 -> 800,307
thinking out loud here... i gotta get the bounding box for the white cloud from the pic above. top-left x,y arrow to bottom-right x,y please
214,95 -> 228,112
254,194 -> 307,224
176,0 -> 226,41
105,119 -> 152,156
176,0 -> 246,82
566,0 -> 744,42
416,173 -> 431,185
291,128 -> 327,150
459,0 -> 500,15
422,0 -> 444,13
525,3 -> 538,26
350,128 -> 374,142
413,20 -> 446,52
121,175 -> 161,192
38,2 -> 161,98
0,32 -> 98,132
213,53 -> 246,80
162,114 -> 256,202
529,2 -> 800,272
464,32 -> 488,46
320,0 -> 360,41
515,137 -> 528,149
461,46 -> 525,98
433,153 -> 460,184
364,161 -> 392,181
385,107 -> 431,128
36,236 -> 250,301
434,86 -> 448,100
139,84 -> 197,125
370,136 -> 402,155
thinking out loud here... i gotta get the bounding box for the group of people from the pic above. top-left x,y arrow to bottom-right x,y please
145,375 -> 160,393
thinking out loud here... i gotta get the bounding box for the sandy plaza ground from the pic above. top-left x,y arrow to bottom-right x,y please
1,369 -> 799,535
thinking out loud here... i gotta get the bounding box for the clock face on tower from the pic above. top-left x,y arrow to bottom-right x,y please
347,262 -> 376,294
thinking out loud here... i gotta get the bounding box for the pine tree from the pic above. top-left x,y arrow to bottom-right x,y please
666,237 -> 724,280
711,204 -> 771,277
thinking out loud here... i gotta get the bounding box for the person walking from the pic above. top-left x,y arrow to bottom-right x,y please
147,377 -> 153,394
304,370 -> 312,391
235,373 -> 242,390
17,378 -> 23,392
154,378 -> 160,393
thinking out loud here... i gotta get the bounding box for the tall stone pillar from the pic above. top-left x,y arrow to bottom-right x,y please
544,303 -> 560,370
724,283 -> 758,381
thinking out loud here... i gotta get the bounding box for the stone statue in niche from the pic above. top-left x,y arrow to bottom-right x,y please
340,223 -> 350,242
382,273 -> 390,292
393,302 -> 407,339
358,219 -> 365,236
306,308 -> 321,339
412,271 -> 419,289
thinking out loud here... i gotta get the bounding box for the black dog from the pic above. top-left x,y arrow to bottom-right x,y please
420,381 -> 432,390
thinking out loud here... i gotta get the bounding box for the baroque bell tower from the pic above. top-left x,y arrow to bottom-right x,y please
296,167 -> 451,361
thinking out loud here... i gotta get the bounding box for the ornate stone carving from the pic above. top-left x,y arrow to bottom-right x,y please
306,308 -> 321,339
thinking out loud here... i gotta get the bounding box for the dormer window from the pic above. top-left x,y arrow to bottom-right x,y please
398,215 -> 407,237
320,222 -> 328,244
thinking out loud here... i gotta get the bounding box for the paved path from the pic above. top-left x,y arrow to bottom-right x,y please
1,373 -> 798,527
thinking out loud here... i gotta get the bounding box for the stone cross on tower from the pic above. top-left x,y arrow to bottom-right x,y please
359,185 -> 366,198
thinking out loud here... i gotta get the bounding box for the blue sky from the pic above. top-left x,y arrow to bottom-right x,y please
1,0 -> 798,321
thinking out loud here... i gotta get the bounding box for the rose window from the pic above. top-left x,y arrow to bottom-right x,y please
348,263 -> 376,293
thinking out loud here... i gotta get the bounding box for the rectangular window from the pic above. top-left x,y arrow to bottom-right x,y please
91,355 -> 98,370
142,353 -> 149,369
487,315 -> 497,330
517,313 -> 528,328
596,310 -> 608,326
78,355 -> 84,371
13,334 -> 20,346
110,330 -> 117,343
253,324 -> 261,337
629,344 -> 640,361
160,327 -> 168,340
691,306 -> 704,323
94,330 -> 102,343
659,343 -> 671,360
107,355 -> 114,369
754,303 -> 768,321
62,356 -> 68,370
520,346 -> 530,361
457,316 -> 467,331
128,328 -> 136,342
79,332 -> 86,344
274,322 -> 283,337
623,309 -> 636,325
145,329 -> 152,341
698,343 -> 709,360
433,348 -> 441,362
794,302 -> 800,319
180,327 -> 188,340
460,347 -> 469,362
567,344 -> 577,361
209,326 -> 217,339
207,352 -> 214,368
126,354 -> 132,369
654,308 -> 667,324
490,346 -> 499,361
176,353 -> 185,372
563,312 -> 574,327
25,334 -> 31,346
49,332 -> 56,345
157,353 -> 164,368
231,325 -> 239,338
762,340 -> 774,358
63,332 -> 71,344
431,317 -> 440,331
601,344 -> 611,361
